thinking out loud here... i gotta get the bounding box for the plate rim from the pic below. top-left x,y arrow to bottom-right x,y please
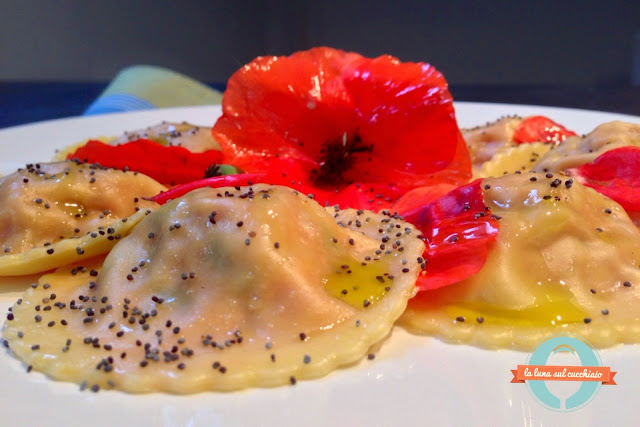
0,101 -> 638,425
1,101 -> 638,134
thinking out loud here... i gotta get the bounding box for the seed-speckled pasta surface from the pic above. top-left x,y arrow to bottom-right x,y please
400,173 -> 640,350
462,115 -> 523,172
110,122 -> 220,153
3,185 -> 424,393
0,209 -> 153,276
533,121 -> 640,173
0,161 -> 166,276
474,142 -> 551,178
52,123 -> 220,162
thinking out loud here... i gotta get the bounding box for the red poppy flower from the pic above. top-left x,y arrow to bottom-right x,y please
212,47 -> 471,210
567,146 -> 640,212
68,140 -> 223,186
397,180 -> 500,291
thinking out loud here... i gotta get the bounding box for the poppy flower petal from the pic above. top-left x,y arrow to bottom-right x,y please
512,115 -> 577,144
67,140 -> 223,186
392,183 -> 458,214
567,146 -> 640,212
399,179 -> 499,291
150,173 -> 267,205
319,182 -> 411,211
214,48 -> 362,172
429,131 -> 473,185
341,55 -> 466,185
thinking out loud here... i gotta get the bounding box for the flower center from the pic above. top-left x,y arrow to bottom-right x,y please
312,132 -> 373,187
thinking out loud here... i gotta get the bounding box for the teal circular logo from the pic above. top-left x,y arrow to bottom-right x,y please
525,334 -> 602,412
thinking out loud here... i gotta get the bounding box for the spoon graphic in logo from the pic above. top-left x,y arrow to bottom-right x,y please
511,334 -> 616,412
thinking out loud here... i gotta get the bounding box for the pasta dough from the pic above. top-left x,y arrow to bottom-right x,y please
462,115 -> 524,173
533,121 -> 640,173
400,172 -> 640,349
474,142 -> 551,178
53,122 -> 221,161
110,122 -> 221,153
0,161 -> 165,276
3,185 -> 425,392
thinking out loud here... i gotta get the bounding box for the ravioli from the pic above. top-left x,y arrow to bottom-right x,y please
462,115 -> 524,175
533,121 -> 640,173
0,161 -> 165,276
475,142 -> 551,178
399,172 -> 640,349
53,122 -> 220,162
3,185 -> 424,392
110,122 -> 221,153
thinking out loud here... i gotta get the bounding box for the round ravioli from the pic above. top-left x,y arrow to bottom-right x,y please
0,161 -> 165,276
400,172 -> 640,350
533,121 -> 640,173
3,185 -> 425,393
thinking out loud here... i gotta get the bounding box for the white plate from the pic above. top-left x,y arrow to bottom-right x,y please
0,103 -> 639,426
